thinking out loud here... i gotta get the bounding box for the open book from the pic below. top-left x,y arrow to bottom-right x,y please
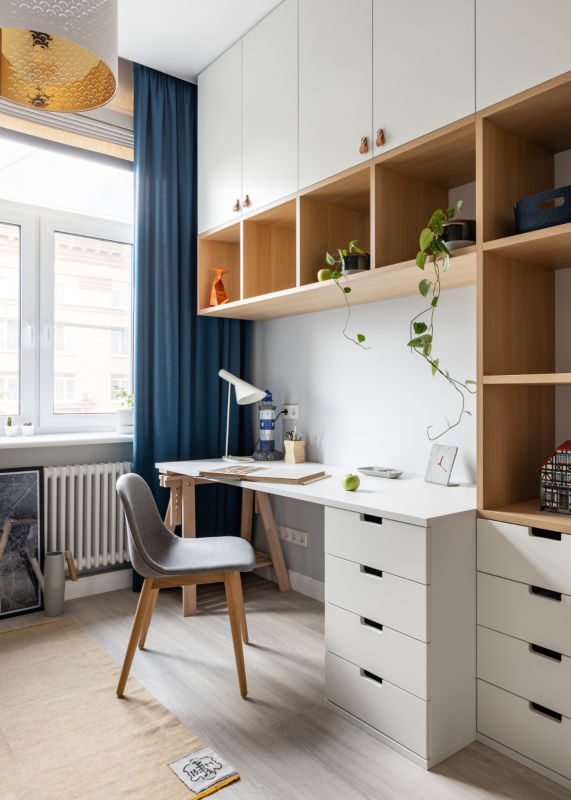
199,464 -> 327,485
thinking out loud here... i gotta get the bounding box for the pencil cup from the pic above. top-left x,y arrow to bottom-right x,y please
284,439 -> 305,464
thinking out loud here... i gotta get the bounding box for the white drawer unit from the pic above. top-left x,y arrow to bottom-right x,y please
477,571 -> 571,657
326,652 -> 428,759
325,603 -> 428,700
478,679 -> 571,783
325,506 -> 428,584
478,626 -> 571,719
324,507 -> 476,768
325,554 -> 428,642
478,518 -> 571,594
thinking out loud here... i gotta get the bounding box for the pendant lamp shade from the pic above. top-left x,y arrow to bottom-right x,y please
0,0 -> 118,112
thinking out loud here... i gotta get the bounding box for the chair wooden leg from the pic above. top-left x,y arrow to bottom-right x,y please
235,573 -> 249,644
224,572 -> 248,697
117,578 -> 154,697
138,587 -> 159,649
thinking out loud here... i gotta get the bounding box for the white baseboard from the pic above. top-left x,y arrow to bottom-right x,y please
65,568 -> 132,600
255,564 -> 324,603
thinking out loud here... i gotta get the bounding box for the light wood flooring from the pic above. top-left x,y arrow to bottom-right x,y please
2,575 -> 570,800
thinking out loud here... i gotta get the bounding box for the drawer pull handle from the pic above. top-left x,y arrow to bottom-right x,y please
531,527 -> 562,541
362,617 -> 383,632
530,643 -> 562,662
530,585 -> 562,602
362,513 -> 383,525
361,668 -> 383,685
362,565 -> 383,579
529,701 -> 562,723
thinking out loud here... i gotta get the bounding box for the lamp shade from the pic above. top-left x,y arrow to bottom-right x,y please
219,369 -> 266,405
0,0 -> 118,112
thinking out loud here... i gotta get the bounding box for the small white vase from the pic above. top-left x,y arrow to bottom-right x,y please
116,408 -> 134,434
22,425 -> 35,436
4,425 -> 18,437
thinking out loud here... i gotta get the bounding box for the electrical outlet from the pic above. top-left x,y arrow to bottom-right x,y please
277,525 -> 307,548
282,404 -> 300,420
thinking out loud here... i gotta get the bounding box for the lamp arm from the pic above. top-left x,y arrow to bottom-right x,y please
225,382 -> 231,459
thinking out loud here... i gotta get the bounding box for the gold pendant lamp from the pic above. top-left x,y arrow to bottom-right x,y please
0,1 -> 118,112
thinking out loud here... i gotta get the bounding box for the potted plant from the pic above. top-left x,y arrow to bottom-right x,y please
113,386 -> 134,434
4,416 -> 18,437
317,240 -> 368,348
22,420 -> 35,436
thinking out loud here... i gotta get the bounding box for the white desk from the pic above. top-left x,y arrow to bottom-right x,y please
156,458 -> 477,769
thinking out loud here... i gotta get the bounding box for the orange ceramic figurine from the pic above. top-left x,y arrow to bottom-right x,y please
209,267 -> 230,306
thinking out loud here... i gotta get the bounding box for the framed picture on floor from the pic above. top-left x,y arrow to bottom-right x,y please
0,467 -> 44,619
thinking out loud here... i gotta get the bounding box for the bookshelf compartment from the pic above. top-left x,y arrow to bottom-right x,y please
243,200 -> 297,299
197,223 -> 241,311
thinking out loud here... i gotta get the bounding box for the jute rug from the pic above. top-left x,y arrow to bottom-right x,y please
0,617 -> 238,799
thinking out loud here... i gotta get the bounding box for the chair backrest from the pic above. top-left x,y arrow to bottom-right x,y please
116,472 -> 176,577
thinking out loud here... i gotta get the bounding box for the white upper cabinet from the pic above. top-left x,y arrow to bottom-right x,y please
242,0 -> 298,212
299,0 -> 373,190
476,0 -> 571,110
373,0 -> 475,156
198,42 -> 242,234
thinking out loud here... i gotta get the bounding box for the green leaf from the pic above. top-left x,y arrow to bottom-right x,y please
419,227 -> 433,252
413,321 -> 428,334
353,246 -> 365,254
418,278 -> 432,297
465,379 -> 476,385
407,334 -> 432,348
442,253 -> 450,272
348,239 -> 359,249
455,199 -> 463,216
446,206 -> 455,218
464,410 -> 472,415
357,333 -> 365,343
340,249 -> 347,258
423,342 -> 432,356
431,357 -> 440,376
331,271 -> 343,279
343,286 -> 351,293
429,209 -> 445,228
325,252 -> 336,266
431,296 -> 439,308
416,250 -> 427,269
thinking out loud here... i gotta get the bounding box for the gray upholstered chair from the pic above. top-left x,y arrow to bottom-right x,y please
115,473 -> 256,698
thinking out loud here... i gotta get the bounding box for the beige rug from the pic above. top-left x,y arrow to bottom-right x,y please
0,617 -> 238,799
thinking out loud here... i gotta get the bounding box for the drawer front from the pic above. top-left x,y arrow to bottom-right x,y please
477,518 -> 571,594
325,506 -> 428,584
478,626 -> 571,718
326,554 -> 429,641
478,679 -> 571,781
477,573 -> 571,657
325,603 -> 428,699
326,651 -> 428,758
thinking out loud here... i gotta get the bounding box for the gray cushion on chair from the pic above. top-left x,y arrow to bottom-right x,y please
116,473 -> 256,578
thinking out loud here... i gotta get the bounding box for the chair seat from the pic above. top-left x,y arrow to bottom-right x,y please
147,535 -> 256,576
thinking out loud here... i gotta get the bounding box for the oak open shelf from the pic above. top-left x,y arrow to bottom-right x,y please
198,246 -> 476,321
483,222 -> 571,268
242,200 -> 297,299
197,223 -> 241,310
483,373 -> 571,385
479,500 -> 571,536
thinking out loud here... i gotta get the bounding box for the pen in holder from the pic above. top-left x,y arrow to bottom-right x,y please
284,438 -> 305,464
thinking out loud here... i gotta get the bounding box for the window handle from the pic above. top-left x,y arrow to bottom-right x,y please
24,324 -> 34,347
42,324 -> 51,346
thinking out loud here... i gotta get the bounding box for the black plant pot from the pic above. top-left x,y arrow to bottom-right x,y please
442,219 -> 476,251
341,252 -> 370,274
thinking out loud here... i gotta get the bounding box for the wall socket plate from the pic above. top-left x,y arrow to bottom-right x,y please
282,404 -> 300,420
277,525 -> 307,548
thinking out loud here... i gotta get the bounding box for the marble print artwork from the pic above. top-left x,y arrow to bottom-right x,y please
0,469 -> 43,618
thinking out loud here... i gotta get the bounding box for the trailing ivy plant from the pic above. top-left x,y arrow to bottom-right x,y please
322,240 -> 368,349
407,200 -> 476,440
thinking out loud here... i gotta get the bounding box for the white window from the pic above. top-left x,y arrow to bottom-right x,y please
54,324 -> 76,354
0,221 -> 22,418
54,374 -> 77,403
111,374 -> 131,404
0,374 -> 18,403
0,319 -> 18,351
111,281 -> 130,310
110,328 -> 131,357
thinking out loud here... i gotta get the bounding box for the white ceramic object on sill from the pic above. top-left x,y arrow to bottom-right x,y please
4,425 -> 18,437
116,409 -> 134,435
21,424 -> 34,436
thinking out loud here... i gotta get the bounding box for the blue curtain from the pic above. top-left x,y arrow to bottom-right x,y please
132,63 -> 252,563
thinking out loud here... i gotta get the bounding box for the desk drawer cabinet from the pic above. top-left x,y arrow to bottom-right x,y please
324,507 -> 476,767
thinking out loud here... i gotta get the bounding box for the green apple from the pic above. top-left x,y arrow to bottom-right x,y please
317,268 -> 332,282
341,473 -> 360,491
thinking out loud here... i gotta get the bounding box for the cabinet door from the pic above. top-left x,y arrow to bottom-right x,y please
299,0 -> 372,190
373,0 -> 475,156
477,0 -> 571,110
197,42 -> 242,234
242,0 -> 298,213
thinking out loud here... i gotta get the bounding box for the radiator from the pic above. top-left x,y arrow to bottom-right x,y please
44,462 -> 132,573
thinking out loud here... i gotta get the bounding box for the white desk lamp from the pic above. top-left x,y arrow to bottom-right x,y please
219,369 -> 266,462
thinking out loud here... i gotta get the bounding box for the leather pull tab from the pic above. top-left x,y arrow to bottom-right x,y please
376,128 -> 385,147
232,199 -> 240,212
243,194 -> 251,208
359,136 -> 368,154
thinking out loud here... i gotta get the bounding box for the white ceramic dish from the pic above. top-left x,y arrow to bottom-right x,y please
358,466 -> 403,479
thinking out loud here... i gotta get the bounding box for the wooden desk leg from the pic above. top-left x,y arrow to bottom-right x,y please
256,491 -> 291,592
181,480 -> 197,616
240,488 -> 254,543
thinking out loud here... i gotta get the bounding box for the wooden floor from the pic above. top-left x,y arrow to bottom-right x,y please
2,575 -> 570,800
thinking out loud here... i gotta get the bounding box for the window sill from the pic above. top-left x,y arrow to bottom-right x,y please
0,432 -> 133,450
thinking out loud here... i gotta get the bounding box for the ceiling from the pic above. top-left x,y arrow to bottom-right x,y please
117,0 -> 284,83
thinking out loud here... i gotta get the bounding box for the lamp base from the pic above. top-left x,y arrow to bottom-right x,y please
223,455 -> 256,462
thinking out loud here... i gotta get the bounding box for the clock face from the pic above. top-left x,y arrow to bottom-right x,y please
424,445 -> 458,485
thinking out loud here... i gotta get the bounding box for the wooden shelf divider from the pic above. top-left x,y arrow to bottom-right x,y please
479,499 -> 571,536
483,222 -> 571,269
483,373 -> 571,385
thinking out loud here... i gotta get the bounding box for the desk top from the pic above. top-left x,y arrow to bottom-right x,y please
156,459 -> 476,527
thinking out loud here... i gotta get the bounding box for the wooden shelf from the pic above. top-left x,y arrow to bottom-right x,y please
483,373 -> 571,385
484,223 -> 571,269
479,500 -> 571,536
198,247 -> 475,321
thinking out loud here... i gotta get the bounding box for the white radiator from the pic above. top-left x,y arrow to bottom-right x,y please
44,462 -> 132,573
